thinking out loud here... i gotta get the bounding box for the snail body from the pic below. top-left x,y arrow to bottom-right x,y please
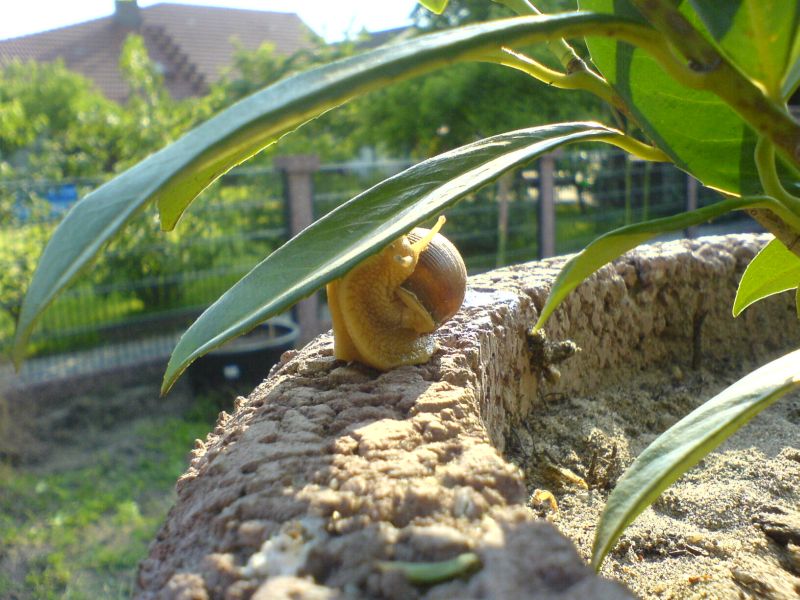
326,216 -> 466,370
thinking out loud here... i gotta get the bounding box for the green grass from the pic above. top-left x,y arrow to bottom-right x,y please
0,394 -> 221,599
1,259 -> 269,359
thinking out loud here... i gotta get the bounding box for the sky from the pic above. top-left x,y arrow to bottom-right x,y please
0,0 -> 420,43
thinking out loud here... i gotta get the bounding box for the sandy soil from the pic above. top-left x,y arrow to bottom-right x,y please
508,361 -> 800,599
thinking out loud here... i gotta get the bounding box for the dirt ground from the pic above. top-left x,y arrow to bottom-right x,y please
508,358 -> 800,599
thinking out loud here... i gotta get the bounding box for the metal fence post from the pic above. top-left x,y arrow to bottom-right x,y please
685,174 -> 698,238
538,153 -> 556,258
275,155 -> 321,346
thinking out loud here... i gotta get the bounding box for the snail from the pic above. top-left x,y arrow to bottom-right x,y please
326,215 -> 467,370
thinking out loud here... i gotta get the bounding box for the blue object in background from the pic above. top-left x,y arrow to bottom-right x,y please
46,183 -> 78,214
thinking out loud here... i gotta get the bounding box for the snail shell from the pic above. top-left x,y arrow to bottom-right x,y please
403,228 -> 467,325
325,216 -> 467,370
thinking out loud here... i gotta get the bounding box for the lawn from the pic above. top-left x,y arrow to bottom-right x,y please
0,381 -> 226,599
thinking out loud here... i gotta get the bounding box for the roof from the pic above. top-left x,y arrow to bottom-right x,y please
355,26 -> 417,50
0,2 -> 316,102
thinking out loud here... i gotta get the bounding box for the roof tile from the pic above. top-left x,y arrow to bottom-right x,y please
0,2 -> 316,102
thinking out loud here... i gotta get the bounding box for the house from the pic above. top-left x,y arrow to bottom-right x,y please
0,0 -> 317,102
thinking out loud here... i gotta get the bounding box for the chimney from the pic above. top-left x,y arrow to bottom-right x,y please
114,0 -> 142,28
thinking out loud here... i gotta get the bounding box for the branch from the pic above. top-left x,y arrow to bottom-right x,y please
494,0 -> 588,73
485,48 -> 670,163
596,133 -> 670,163
747,208 -> 800,259
629,0 -> 800,171
490,47 -> 618,106
755,137 -> 800,217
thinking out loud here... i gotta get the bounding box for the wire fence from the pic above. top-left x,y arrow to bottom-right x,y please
0,148 -> 756,388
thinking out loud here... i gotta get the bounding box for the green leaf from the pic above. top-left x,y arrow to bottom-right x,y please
533,196 -> 774,331
733,238 -> 800,317
690,0 -> 800,97
12,11 -> 635,367
580,0 -> 762,196
162,122 -> 626,393
419,0 -> 450,15
592,347 -> 800,570
12,13 -> 636,365
378,552 -> 481,584
781,31 -> 800,99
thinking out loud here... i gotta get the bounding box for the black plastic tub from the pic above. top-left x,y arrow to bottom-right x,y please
186,317 -> 299,392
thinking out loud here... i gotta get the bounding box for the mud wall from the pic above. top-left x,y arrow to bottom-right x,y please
136,234 -> 798,599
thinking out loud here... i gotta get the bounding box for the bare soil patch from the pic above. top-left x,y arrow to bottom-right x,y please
508,361 -> 800,599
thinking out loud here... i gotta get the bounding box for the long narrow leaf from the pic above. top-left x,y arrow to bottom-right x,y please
733,237 -> 800,317
532,196 -> 777,331
11,11 -> 638,367
162,123 -> 628,393
592,348 -> 800,570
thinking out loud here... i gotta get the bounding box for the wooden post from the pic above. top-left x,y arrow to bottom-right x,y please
275,155 -> 321,346
685,174 -> 698,238
538,153 -> 556,259
496,172 -> 513,267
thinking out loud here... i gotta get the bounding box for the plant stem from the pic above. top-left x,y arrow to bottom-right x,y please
755,137 -> 800,217
494,0 -> 586,72
494,0 -> 650,130
492,48 -> 618,105
746,208 -> 800,258
630,0 -> 720,73
747,136 -> 800,258
595,133 -> 670,163
487,9 -> 800,171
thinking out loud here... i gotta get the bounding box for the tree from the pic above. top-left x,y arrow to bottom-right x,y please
212,39 -> 363,161
355,0 -> 605,156
0,60 -> 123,179
0,186 -> 51,330
92,35 -> 227,310
0,61 -> 118,331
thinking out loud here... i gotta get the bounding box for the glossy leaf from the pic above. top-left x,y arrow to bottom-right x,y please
418,0 -> 450,14
533,196 -> 775,331
690,0 -> 800,96
162,123 -> 626,393
580,0 -> 762,196
733,238 -> 800,317
10,11 -> 636,367
592,348 -> 800,570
